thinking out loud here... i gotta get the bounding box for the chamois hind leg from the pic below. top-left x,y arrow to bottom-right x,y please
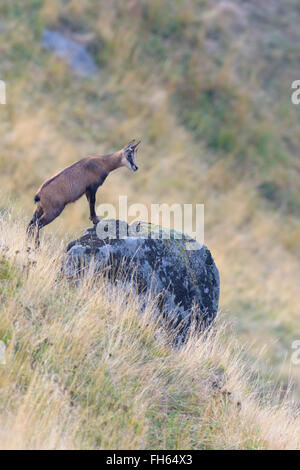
86,187 -> 99,225
29,206 -> 64,247
37,206 -> 65,230
27,206 -> 43,239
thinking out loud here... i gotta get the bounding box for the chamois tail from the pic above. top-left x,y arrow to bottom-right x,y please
34,194 -> 40,203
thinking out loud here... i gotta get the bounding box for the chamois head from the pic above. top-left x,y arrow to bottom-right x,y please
121,139 -> 141,172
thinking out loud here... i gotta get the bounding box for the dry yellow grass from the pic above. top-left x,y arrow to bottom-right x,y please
1,0 -> 300,449
0,214 -> 299,450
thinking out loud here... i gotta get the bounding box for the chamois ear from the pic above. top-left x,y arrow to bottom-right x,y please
124,140 -> 136,152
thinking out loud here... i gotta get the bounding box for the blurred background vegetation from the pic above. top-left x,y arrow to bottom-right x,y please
0,0 -> 299,401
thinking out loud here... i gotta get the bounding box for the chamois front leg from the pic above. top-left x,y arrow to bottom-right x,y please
86,187 -> 99,225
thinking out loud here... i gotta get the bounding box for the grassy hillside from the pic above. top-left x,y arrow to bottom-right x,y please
0,215 -> 299,449
0,0 -> 300,448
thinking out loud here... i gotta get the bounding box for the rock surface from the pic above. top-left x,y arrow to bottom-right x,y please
42,29 -> 99,77
65,220 -> 220,338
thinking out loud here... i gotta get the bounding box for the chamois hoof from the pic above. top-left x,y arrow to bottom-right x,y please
91,217 -> 99,225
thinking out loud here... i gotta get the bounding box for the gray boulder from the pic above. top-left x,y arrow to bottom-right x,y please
65,220 -> 220,340
42,29 -> 99,77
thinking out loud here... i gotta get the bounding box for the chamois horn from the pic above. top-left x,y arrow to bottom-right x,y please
132,140 -> 141,149
124,140 -> 136,151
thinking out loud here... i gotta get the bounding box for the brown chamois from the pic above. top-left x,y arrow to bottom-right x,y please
27,140 -> 141,243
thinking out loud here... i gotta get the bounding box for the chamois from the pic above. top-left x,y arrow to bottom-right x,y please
27,140 -> 141,243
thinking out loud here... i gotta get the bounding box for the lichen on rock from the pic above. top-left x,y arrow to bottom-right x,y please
65,219 -> 220,341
